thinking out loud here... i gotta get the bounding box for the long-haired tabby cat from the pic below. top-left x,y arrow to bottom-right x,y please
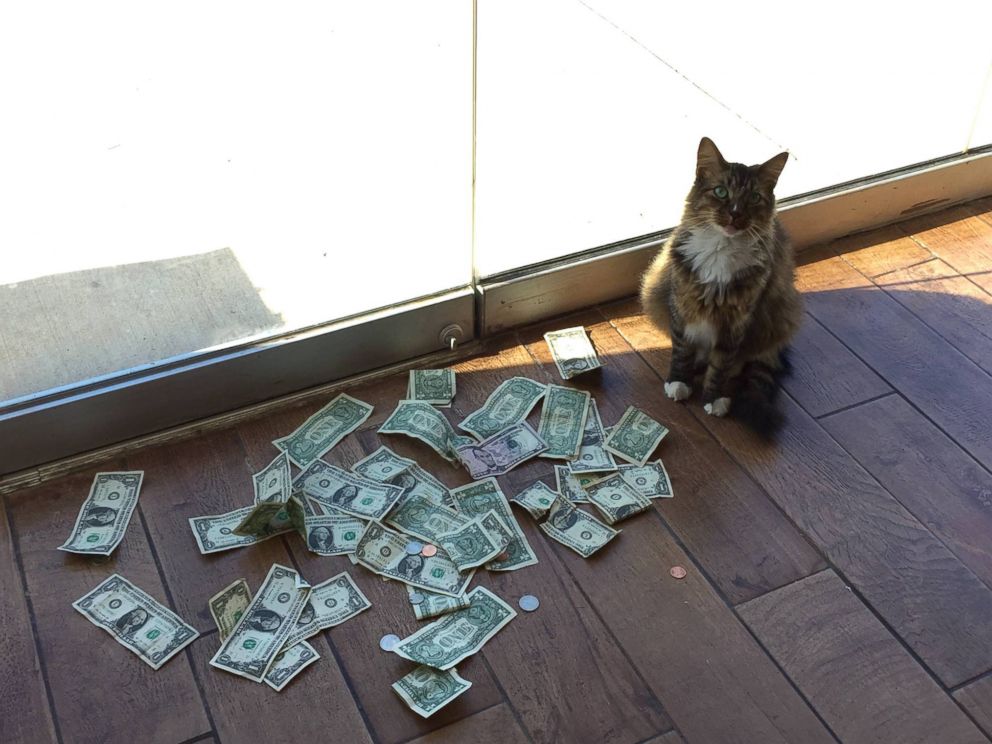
640,137 -> 800,437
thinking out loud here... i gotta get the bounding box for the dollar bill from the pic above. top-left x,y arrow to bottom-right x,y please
209,578 -> 252,640
458,377 -> 547,441
73,574 -> 199,670
408,586 -> 473,620
253,451 -> 292,504
567,400 -> 617,474
455,421 -> 548,479
603,406 -> 670,467
385,462 -> 455,510
392,665 -> 472,718
189,506 -> 293,554
392,586 -> 516,669
294,460 -> 404,521
351,446 -> 415,482
379,400 -> 466,463
273,393 -> 374,468
408,369 -> 456,405
209,564 -> 312,682
437,513 -> 509,571
554,465 -> 590,504
385,493 -> 469,543
264,640 -> 320,692
303,512 -> 366,556
354,522 -> 474,597
450,479 -> 538,572
540,495 -> 620,558
510,480 -> 558,520
284,572 -> 371,647
58,471 -> 144,556
583,472 -> 652,525
618,460 -> 674,499
544,326 -> 604,379
232,499 -> 293,537
537,385 -> 590,460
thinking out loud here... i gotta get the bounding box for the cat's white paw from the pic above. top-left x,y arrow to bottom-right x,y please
665,381 -> 691,401
704,397 -> 731,417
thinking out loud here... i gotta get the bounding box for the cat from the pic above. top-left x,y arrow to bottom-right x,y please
639,137 -> 801,437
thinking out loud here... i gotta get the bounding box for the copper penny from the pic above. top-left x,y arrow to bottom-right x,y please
495,551 -> 510,562
669,566 -> 687,580
421,544 -> 438,557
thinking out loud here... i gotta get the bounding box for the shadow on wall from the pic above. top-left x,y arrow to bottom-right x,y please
0,248 -> 283,402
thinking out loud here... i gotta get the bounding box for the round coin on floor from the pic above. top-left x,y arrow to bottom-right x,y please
408,592 -> 426,605
421,544 -> 438,557
379,634 -> 401,651
518,594 -> 540,612
405,541 -> 424,555
495,551 -> 510,562
669,566 -> 687,580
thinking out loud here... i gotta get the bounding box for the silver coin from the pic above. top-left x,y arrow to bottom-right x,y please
379,633 -> 401,651
408,592 -> 426,605
518,594 -> 540,612
405,541 -> 425,555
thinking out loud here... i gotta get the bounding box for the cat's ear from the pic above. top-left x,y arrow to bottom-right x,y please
696,137 -> 727,179
758,151 -> 789,188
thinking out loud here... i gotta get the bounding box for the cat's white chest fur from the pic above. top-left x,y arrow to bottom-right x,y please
682,226 -> 756,285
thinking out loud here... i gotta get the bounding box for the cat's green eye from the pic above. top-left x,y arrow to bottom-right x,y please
713,185 -> 729,199
749,192 -> 761,204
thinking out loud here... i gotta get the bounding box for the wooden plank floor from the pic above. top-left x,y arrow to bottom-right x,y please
3,198 -> 992,744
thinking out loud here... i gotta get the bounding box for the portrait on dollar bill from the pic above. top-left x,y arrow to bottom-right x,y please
114,608 -> 149,637
550,507 -> 578,531
330,484 -> 360,509
245,608 -> 283,632
83,505 -> 119,527
397,554 -> 426,581
297,602 -> 316,626
308,526 -> 337,554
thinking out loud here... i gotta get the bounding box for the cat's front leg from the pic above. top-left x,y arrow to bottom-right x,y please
665,330 -> 696,401
701,338 -> 739,416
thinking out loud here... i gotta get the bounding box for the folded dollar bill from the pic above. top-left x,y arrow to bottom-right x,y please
510,480 -> 558,520
540,495 -> 619,558
273,393 -> 373,468
73,574 -> 198,669
209,578 -> 252,640
189,506 -> 293,554
253,452 -> 292,504
583,472 -> 652,525
303,512 -> 366,556
554,465 -> 590,504
437,513 -> 510,571
380,401 -> 464,463
603,406 -> 669,467
265,641 -> 320,692
59,471 -> 144,556
544,326 -> 604,380
458,377 -> 547,441
538,385 -> 591,460
209,564 -> 312,682
408,585 -> 472,621
393,665 -> 472,718
354,522 -> 474,597
408,369 -> 456,405
351,446 -> 416,482
567,399 -> 617,474
618,460 -> 674,499
284,572 -> 371,647
455,421 -> 548,479
450,479 -> 538,572
392,586 -> 516,669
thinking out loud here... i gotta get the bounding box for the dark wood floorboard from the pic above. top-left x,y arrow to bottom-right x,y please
6,467 -> 211,744
583,303 -> 827,604
738,570 -> 985,744
0,497 -> 58,744
821,396 -> 992,591
5,199 -> 992,743
404,704 -> 530,744
955,677 -> 992,740
796,250 -> 992,476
